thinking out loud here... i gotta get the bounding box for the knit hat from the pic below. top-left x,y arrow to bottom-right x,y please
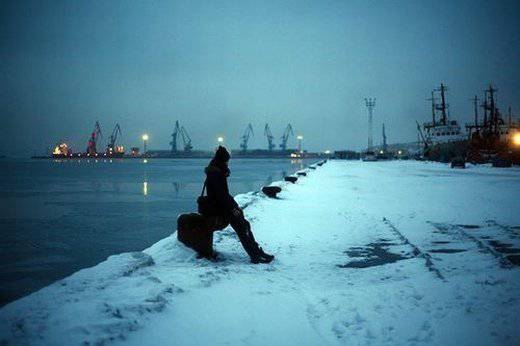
214,145 -> 230,163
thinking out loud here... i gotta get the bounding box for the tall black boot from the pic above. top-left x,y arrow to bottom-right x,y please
240,223 -> 274,264
230,216 -> 273,263
244,222 -> 274,262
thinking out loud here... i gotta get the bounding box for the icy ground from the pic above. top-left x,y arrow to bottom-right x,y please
1,160 -> 519,345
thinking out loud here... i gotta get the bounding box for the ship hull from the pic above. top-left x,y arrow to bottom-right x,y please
424,140 -> 468,163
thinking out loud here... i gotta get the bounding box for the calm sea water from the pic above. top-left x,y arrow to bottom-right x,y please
0,157 -> 311,306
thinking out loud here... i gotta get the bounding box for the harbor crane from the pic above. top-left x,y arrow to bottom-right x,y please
170,121 -> 193,152
179,126 -> 193,152
264,123 -> 275,151
86,121 -> 102,155
106,123 -> 124,155
279,124 -> 294,151
240,123 -> 254,153
170,121 -> 181,153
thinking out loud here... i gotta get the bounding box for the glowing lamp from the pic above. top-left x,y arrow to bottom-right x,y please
513,132 -> 520,147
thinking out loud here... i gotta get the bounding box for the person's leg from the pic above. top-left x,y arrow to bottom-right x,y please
228,214 -> 274,263
228,214 -> 260,258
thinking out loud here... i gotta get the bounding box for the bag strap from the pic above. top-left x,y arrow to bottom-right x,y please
200,180 -> 207,197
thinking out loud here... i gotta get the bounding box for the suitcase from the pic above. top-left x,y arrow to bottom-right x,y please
177,213 -> 228,259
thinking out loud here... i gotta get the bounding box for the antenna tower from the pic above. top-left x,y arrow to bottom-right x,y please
364,98 -> 376,150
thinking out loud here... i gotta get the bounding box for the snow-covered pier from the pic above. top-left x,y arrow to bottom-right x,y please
1,161 -> 520,345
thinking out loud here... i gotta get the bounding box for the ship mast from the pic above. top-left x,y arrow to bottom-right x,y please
481,97 -> 488,130
483,84 -> 498,136
472,95 -> 479,128
489,85 -> 497,135
435,83 -> 448,125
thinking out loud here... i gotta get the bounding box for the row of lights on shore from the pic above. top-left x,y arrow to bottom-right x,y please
140,133 -> 333,156
140,134 -> 312,150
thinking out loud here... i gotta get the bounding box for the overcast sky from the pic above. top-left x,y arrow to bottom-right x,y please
1,0 -> 519,155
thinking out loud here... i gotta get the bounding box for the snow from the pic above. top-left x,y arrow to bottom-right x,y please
1,160 -> 520,345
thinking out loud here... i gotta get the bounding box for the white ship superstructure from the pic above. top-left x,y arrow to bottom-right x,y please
423,83 -> 465,144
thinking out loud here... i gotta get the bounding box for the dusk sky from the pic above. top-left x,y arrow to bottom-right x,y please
1,0 -> 519,155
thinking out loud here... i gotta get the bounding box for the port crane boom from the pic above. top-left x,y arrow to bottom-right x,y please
264,123 -> 275,151
180,126 -> 193,152
106,123 -> 123,155
170,121 -> 192,152
87,121 -> 103,155
279,124 -> 293,151
240,123 -> 254,152
170,121 -> 181,153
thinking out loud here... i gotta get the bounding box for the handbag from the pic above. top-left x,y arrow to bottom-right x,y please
197,181 -> 219,216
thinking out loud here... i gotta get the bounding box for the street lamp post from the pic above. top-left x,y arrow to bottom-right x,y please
297,135 -> 303,153
142,134 -> 149,155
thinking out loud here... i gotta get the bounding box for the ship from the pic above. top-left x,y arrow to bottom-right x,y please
465,85 -> 520,165
422,83 -> 465,144
415,83 -> 467,162
52,142 -> 73,158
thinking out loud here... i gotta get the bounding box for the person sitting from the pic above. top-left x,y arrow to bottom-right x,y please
203,146 -> 274,264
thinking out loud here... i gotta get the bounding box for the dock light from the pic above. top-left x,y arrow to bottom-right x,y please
398,150 -> 402,155
297,135 -> 303,152
217,136 -> 224,144
142,134 -> 149,154
379,150 -> 384,154
512,132 -> 520,147
324,150 -> 331,155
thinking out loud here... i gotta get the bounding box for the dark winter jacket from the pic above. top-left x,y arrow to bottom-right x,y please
204,162 -> 238,214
